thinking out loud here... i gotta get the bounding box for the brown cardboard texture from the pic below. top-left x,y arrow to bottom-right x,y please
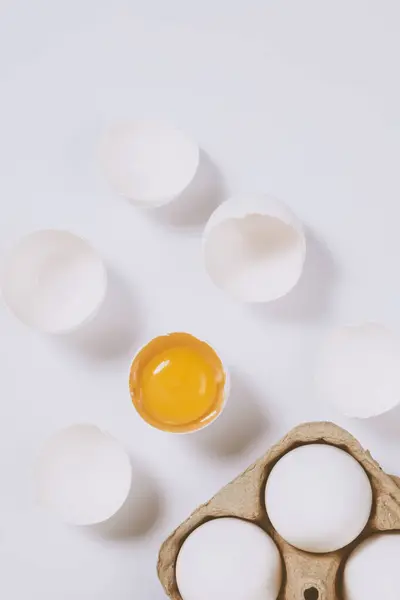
158,421 -> 400,600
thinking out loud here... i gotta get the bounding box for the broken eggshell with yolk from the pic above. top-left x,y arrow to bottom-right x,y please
203,195 -> 306,303
129,333 -> 228,434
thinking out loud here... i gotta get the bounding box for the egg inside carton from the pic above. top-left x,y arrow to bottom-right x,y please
158,422 -> 400,600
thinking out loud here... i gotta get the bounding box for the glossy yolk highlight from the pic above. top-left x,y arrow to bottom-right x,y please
141,347 -> 217,426
130,333 -> 225,432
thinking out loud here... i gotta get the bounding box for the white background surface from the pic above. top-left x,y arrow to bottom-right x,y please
1,1 -> 400,598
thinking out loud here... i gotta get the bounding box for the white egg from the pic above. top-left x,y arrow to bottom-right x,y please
265,444 -> 372,553
344,534 -> 400,600
1,230 -> 107,334
99,120 -> 199,206
316,323 -> 400,418
203,194 -> 306,302
35,424 -> 132,526
176,518 -> 282,600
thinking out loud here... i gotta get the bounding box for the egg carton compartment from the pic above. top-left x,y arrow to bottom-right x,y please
158,421 -> 400,600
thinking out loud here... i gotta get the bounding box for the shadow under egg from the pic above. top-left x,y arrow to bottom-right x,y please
251,229 -> 337,323
90,461 -> 163,541
149,150 -> 226,231
192,371 -> 269,458
56,268 -> 142,362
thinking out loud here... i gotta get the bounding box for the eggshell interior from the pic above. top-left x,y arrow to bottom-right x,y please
316,322 -> 400,418
343,534 -> 400,600
35,424 -> 132,525
99,120 -> 199,206
203,195 -> 306,302
265,444 -> 372,553
1,230 -> 107,333
176,518 -> 282,600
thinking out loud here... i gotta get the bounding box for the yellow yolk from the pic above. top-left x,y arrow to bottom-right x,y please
129,333 -> 225,433
141,347 -> 217,426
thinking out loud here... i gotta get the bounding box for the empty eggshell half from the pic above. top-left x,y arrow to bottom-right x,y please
1,230 -> 107,334
176,518 -> 282,600
265,444 -> 372,553
35,424 -> 132,526
99,120 -> 199,206
203,195 -> 306,302
343,534 -> 400,600
316,322 -> 400,418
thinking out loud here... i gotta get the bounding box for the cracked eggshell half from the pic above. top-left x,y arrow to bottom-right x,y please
1,230 -> 107,334
35,424 -> 132,526
99,120 -> 199,207
203,195 -> 306,302
176,518 -> 282,600
316,322 -> 400,418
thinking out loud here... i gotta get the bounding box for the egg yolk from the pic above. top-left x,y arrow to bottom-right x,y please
129,333 -> 225,433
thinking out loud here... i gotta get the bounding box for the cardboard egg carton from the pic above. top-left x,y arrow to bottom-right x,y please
158,421 -> 400,600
